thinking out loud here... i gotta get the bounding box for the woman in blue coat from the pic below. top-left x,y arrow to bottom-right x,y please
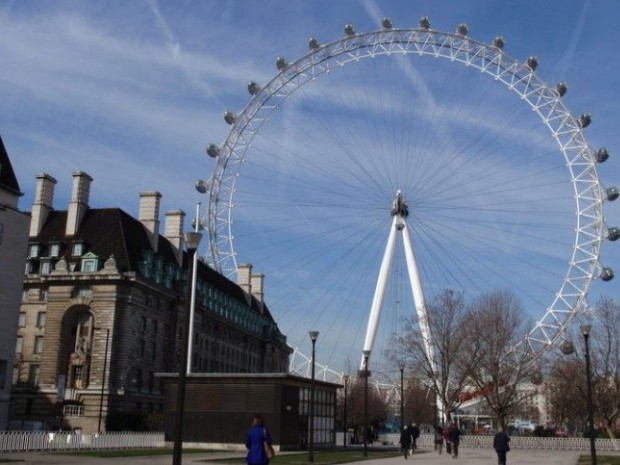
246,415 -> 272,465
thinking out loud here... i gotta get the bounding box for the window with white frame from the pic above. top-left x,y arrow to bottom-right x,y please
36,312 -> 47,328
50,243 -> 61,257
40,259 -> 51,275
34,336 -> 44,354
72,242 -> 83,257
15,336 -> 23,354
28,244 -> 40,258
18,313 -> 26,327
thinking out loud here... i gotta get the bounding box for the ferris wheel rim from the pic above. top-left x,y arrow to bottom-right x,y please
206,22 -> 608,362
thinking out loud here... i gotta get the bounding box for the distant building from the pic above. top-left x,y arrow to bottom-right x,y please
12,171 -> 291,432
0,134 -> 30,430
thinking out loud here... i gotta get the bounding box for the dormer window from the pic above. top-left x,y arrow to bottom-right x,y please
28,243 -> 40,258
50,243 -> 61,258
80,252 -> 99,272
40,259 -> 52,275
72,242 -> 84,257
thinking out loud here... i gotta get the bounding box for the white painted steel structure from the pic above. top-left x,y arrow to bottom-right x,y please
204,18 -> 617,379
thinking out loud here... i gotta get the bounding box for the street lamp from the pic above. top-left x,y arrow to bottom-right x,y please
358,350 -> 371,458
399,361 -> 405,431
172,231 -> 202,465
343,374 -> 349,448
581,324 -> 597,465
309,330 -> 319,463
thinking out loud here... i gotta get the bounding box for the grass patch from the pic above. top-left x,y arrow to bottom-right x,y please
578,456 -> 620,465
60,448 -> 216,458
205,449 -> 406,465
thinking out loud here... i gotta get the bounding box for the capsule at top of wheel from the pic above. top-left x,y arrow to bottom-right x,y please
493,36 -> 505,50
601,267 -> 614,281
381,17 -> 393,30
608,227 -> 620,241
308,37 -> 320,50
419,17 -> 431,30
526,56 -> 538,71
555,82 -> 568,97
578,113 -> 591,128
344,24 -> 355,37
607,186 -> 619,201
456,23 -> 468,36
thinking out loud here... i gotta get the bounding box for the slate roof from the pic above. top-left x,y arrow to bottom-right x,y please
33,208 -> 277,323
0,133 -> 22,196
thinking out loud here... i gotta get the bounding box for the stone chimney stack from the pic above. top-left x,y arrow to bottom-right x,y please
139,191 -> 162,252
29,173 -> 57,237
237,263 -> 253,304
65,171 -> 92,236
164,209 -> 185,265
251,272 -> 265,313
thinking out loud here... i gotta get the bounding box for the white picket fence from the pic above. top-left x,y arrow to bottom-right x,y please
379,433 -> 620,452
0,431 -> 165,453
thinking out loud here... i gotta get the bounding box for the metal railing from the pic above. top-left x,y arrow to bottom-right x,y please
379,433 -> 620,452
0,431 -> 165,453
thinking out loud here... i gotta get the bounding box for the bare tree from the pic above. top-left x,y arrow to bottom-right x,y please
396,289 -> 476,422
545,357 -> 587,433
462,289 -> 534,429
590,296 -> 620,438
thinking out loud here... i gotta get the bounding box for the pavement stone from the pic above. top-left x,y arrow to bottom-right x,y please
0,446 -> 604,465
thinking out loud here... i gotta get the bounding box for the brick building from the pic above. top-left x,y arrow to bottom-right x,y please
0,135 -> 30,430
12,171 -> 291,432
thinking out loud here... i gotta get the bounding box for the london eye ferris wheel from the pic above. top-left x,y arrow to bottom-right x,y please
196,17 -> 618,375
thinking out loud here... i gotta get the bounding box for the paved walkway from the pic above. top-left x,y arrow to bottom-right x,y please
0,447 -> 599,465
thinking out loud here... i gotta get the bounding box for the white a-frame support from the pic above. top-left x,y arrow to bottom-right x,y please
360,191 -> 444,419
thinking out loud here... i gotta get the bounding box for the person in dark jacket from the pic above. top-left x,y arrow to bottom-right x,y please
493,427 -> 511,465
409,423 -> 420,451
448,422 -> 462,459
246,415 -> 272,465
434,424 -> 444,454
399,425 -> 412,459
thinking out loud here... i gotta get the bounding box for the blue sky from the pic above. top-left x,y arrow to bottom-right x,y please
1,0 -> 618,376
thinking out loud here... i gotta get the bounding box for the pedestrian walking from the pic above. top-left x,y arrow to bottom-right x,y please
399,425 -> 412,459
434,424 -> 444,454
245,415 -> 273,465
448,422 -> 462,459
409,422 -> 420,451
493,427 -> 511,465
444,423 -> 452,455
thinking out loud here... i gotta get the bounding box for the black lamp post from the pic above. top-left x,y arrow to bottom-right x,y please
581,324 -> 597,465
399,361 -> 405,431
309,330 -> 319,463
359,350 -> 371,458
172,231 -> 202,465
343,374 -> 349,448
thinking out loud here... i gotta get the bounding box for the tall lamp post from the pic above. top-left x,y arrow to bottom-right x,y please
399,361 -> 405,431
309,331 -> 319,463
581,325 -> 597,465
343,374 -> 349,448
172,231 -> 202,465
359,350 -> 371,458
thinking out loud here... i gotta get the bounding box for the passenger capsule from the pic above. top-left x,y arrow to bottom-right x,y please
308,37 -> 320,50
526,56 -> 538,71
530,370 -> 543,385
601,267 -> 614,282
247,81 -> 261,96
578,113 -> 591,128
224,111 -> 236,125
195,179 -> 208,194
419,17 -> 431,29
493,36 -> 505,50
344,24 -> 356,37
206,144 -> 220,158
607,186 -> 619,201
555,82 -> 568,97
381,17 -> 393,30
456,23 -> 468,36
276,56 -> 288,71
608,227 -> 620,241
560,340 -> 575,355
596,148 -> 609,163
